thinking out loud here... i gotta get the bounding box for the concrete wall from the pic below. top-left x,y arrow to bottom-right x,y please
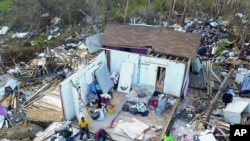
60,50 -> 187,120
110,50 -> 140,86
140,56 -> 185,97
60,52 -> 107,121
110,50 -> 186,97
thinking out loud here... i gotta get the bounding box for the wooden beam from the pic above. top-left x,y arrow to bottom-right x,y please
204,69 -> 234,122
175,57 -> 179,61
159,98 -> 181,140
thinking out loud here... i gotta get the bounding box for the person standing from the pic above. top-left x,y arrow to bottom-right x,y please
78,117 -> 90,140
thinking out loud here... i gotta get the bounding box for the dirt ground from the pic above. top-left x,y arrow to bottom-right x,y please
0,123 -> 44,141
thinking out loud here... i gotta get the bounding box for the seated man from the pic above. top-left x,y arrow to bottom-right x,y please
94,128 -> 112,141
78,117 -> 90,140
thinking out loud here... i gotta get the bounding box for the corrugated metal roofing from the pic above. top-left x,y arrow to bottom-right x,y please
101,24 -> 201,58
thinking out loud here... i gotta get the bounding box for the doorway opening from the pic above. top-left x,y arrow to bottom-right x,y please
155,67 -> 166,92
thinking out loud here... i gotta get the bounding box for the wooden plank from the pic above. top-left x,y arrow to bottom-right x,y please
120,118 -> 149,140
59,85 -> 66,120
33,101 -> 62,111
40,95 -> 62,109
175,57 -> 179,61
13,95 -> 17,109
159,98 -> 180,140
1,94 -> 11,107
33,122 -> 59,141
205,69 -> 234,121
23,83 -> 50,105
26,109 -> 63,122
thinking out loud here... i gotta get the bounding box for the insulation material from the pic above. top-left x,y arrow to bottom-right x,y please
94,63 -> 114,94
117,62 -> 134,93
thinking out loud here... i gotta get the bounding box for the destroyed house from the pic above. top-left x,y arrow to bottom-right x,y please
24,25 -> 202,141
101,24 -> 201,58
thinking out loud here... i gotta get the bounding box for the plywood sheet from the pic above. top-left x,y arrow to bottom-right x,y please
119,118 -> 149,140
40,95 -> 62,108
95,63 -> 114,94
26,109 -> 63,122
34,122 -> 58,141
117,62 -> 134,93
112,120 -> 144,140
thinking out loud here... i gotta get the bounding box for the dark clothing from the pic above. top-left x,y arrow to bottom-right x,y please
222,92 -> 233,106
94,129 -> 108,141
79,127 -> 90,140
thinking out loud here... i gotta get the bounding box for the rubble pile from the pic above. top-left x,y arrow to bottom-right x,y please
0,9 -> 104,140
0,2 -> 249,141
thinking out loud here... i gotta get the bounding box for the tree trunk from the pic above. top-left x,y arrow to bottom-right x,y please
123,0 -> 129,24
215,0 -> 220,17
168,0 -> 176,20
205,69 -> 234,122
233,0 -> 238,15
180,0 -> 188,25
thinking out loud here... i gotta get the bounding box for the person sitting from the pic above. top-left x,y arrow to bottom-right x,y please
94,128 -> 112,141
78,117 -> 90,140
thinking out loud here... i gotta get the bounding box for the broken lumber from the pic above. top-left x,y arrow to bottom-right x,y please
159,98 -> 180,140
204,69 -> 233,122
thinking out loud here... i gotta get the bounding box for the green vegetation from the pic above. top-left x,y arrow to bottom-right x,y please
33,36 -> 47,47
0,0 -> 12,13
215,41 -> 229,56
0,0 -> 249,64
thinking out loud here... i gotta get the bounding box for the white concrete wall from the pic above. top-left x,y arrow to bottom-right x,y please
110,50 -> 140,86
60,52 -> 107,121
163,61 -> 185,97
140,56 -> 185,97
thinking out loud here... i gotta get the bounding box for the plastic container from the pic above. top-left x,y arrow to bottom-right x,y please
157,95 -> 167,114
107,104 -> 115,114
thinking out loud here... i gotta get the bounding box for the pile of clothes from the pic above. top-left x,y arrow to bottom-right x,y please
122,101 -> 149,116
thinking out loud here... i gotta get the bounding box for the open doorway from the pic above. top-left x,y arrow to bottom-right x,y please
155,67 -> 166,92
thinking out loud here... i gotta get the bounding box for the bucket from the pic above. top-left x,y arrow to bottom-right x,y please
107,104 -> 115,114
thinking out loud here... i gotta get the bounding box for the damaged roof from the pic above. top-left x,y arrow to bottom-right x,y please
101,24 -> 201,58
